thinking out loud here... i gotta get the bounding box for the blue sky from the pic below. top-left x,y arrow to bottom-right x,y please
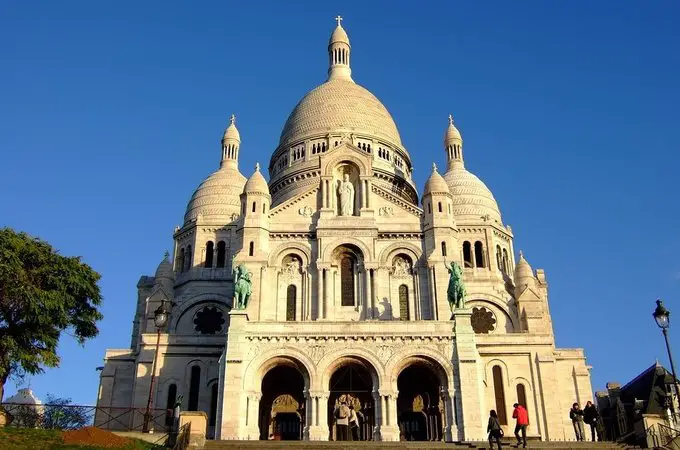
1,1 -> 679,405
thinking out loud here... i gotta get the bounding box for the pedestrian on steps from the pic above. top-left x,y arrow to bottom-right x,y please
583,401 -> 601,442
570,403 -> 586,441
487,409 -> 503,450
512,403 -> 529,448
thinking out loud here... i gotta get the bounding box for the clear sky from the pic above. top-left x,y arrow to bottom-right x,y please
1,1 -> 679,405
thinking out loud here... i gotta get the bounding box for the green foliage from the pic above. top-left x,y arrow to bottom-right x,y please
0,427 -> 164,449
0,228 -> 103,399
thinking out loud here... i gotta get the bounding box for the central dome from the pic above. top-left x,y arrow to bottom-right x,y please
278,79 -> 403,148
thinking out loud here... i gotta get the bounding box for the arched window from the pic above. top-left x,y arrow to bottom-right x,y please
448,203 -> 451,214
178,248 -> 185,273
216,241 -> 226,268
188,366 -> 201,411
438,202 -> 442,213
241,201 -> 246,215
340,255 -> 355,306
249,241 -> 254,257
286,285 -> 296,321
516,384 -> 529,424
165,383 -> 177,426
428,203 -> 432,214
463,241 -> 473,268
496,245 -> 502,272
474,241 -> 485,268
205,241 -> 214,268
262,202 -> 267,213
209,383 -> 218,427
252,201 -> 256,213
502,249 -> 509,273
492,365 -> 507,425
399,285 -> 409,321
441,241 -> 447,257
185,245 -> 192,272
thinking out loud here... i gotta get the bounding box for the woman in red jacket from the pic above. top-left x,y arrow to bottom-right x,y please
512,403 -> 529,448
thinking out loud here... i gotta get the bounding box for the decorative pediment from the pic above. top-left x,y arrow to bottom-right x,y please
268,186 -> 319,218
319,141 -> 373,177
372,183 -> 422,218
516,284 -> 542,302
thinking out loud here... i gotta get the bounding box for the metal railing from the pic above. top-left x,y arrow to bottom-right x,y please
172,422 -> 191,450
0,403 -> 173,433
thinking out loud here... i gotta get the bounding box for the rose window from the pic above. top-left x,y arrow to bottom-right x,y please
471,307 -> 496,334
193,306 -> 225,334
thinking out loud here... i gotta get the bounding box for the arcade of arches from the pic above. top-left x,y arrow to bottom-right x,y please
256,356 -> 449,441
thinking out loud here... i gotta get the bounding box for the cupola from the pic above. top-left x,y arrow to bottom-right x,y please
328,16 -> 352,81
444,114 -> 463,169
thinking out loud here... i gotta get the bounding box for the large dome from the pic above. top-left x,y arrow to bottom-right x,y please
443,165 -> 502,224
184,166 -> 246,224
279,79 -> 403,148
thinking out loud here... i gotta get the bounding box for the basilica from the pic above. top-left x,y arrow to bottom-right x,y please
96,19 -> 593,442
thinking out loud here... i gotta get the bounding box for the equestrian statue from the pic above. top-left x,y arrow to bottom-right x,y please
232,256 -> 253,310
445,260 -> 466,314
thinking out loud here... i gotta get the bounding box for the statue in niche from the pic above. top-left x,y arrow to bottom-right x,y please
445,260 -> 466,313
232,256 -> 252,310
337,173 -> 355,216
283,256 -> 301,280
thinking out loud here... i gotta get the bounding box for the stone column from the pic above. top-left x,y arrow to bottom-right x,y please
323,268 -> 330,319
379,390 -> 400,441
451,309 -> 485,441
217,310 -> 249,439
307,391 -> 329,440
412,269 -> 421,320
366,180 -> 372,208
244,392 -> 261,439
440,388 -> 455,442
316,268 -> 323,320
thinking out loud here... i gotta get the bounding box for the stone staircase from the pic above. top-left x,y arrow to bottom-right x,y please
202,440 -> 637,450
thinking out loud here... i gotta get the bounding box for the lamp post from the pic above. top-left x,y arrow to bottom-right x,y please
143,299 -> 169,433
653,299 -> 680,415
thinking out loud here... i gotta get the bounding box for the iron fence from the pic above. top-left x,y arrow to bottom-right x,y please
0,403 -> 173,433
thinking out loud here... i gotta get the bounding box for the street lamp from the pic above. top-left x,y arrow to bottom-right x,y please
653,299 -> 680,415
143,299 -> 169,433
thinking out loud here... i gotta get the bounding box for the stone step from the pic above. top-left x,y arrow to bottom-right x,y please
202,440 -> 634,450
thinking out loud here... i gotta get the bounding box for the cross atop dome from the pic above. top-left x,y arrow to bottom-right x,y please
328,16 -> 352,82
335,15 -> 343,27
448,114 -> 454,125
230,113 -> 236,125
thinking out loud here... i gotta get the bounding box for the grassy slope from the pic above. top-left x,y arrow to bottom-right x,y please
0,427 -> 164,450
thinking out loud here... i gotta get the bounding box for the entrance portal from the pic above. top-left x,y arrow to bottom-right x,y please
259,365 -> 305,440
327,360 -> 376,441
397,363 -> 444,441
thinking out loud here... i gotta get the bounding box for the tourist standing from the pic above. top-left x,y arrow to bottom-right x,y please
349,405 -> 359,441
583,401 -> 600,441
487,410 -> 503,450
334,401 -> 350,441
512,403 -> 529,448
570,403 -> 585,441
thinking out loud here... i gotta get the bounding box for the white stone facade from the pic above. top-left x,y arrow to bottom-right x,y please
96,19 -> 593,442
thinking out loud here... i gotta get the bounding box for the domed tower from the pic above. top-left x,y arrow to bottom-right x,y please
175,115 -> 247,282
513,251 -> 553,335
422,163 -> 456,259
268,18 -> 417,209
442,115 -> 514,275
238,163 -> 271,260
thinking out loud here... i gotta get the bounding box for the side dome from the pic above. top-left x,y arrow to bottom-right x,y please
244,163 -> 269,194
443,166 -> 502,224
424,164 -> 449,195
154,252 -> 174,281
184,165 -> 247,224
278,79 -> 403,148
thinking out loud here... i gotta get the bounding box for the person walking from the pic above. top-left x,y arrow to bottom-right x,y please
487,410 -> 503,450
570,403 -> 586,441
334,400 -> 350,441
512,403 -> 529,448
349,404 -> 359,441
583,401 -> 600,441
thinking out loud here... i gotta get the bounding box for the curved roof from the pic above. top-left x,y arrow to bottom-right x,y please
244,164 -> 269,194
443,165 -> 502,223
424,165 -> 450,195
184,166 -> 246,224
278,79 -> 403,148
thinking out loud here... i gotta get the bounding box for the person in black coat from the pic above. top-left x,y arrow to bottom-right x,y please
583,401 -> 601,441
487,410 -> 503,450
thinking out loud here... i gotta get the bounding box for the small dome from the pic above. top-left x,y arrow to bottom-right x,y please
184,165 -> 247,224
223,114 -> 240,142
6,388 -> 42,405
244,163 -> 269,194
154,252 -> 174,281
330,24 -> 350,46
424,163 -> 450,195
444,114 -> 462,143
443,165 -> 502,224
514,251 -> 534,279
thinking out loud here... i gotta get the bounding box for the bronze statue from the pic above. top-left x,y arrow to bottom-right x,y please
232,256 -> 252,310
446,261 -> 466,313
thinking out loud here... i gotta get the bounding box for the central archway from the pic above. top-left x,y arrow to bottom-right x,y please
396,358 -> 447,441
259,363 -> 307,440
327,357 -> 377,441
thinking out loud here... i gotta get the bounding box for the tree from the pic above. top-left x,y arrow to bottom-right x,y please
0,228 -> 103,402
42,394 -> 92,429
